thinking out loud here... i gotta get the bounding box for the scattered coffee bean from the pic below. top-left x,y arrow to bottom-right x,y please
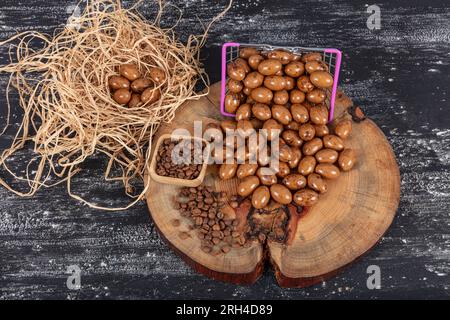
174,185 -> 245,256
171,219 -> 181,227
178,232 -> 190,240
221,246 -> 231,253
201,246 -> 212,253
155,138 -> 205,180
230,201 -> 239,208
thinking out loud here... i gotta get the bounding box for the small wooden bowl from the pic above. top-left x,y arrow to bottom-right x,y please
149,134 -> 211,187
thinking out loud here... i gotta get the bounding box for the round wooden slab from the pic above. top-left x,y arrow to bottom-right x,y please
144,82 -> 400,287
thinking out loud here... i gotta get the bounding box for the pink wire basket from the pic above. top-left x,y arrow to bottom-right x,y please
220,42 -> 342,122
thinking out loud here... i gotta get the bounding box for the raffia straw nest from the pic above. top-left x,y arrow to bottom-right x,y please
0,0 -> 231,210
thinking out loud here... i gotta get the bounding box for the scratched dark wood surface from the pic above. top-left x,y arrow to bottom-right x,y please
0,0 -> 449,300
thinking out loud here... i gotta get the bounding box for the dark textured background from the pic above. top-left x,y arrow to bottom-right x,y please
0,0 -> 449,300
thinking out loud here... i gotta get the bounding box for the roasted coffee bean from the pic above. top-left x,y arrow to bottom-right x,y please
201,246 -> 212,253
211,231 -> 220,239
221,246 -> 231,253
195,217 -> 203,225
171,219 -> 181,227
230,201 -> 239,209
179,232 -> 190,240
